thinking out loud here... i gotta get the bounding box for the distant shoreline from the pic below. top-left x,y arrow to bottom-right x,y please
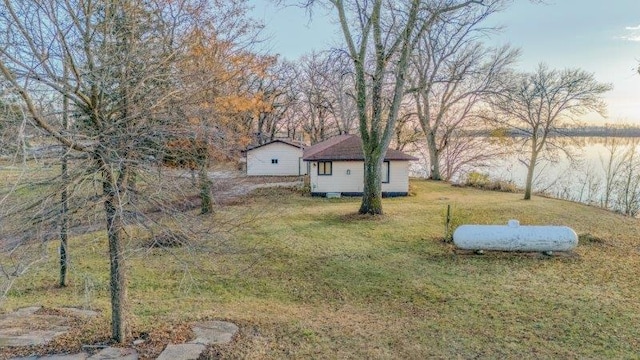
467,126 -> 640,138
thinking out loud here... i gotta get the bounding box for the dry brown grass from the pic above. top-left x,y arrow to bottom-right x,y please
1,179 -> 640,359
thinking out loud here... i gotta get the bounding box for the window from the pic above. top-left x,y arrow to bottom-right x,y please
318,161 -> 332,175
271,159 -> 278,164
382,161 -> 390,183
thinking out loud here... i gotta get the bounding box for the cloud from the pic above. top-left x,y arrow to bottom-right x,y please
620,25 -> 640,41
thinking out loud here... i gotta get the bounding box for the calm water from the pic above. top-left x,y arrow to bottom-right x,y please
410,137 -> 640,213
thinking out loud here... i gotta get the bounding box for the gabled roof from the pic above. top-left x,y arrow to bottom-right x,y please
246,139 -> 306,152
303,134 -> 418,161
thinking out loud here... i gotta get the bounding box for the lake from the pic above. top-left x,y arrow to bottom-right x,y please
409,137 -> 640,215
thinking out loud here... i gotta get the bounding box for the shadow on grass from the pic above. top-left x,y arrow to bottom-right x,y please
338,212 -> 387,223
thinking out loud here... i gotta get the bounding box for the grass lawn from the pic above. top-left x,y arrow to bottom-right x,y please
1,179 -> 640,359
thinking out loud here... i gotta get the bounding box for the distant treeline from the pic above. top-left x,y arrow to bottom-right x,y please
540,126 -> 640,137
467,125 -> 640,138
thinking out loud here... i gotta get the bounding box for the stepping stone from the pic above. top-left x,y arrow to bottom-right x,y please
155,321 -> 238,360
12,307 -> 42,317
0,329 -> 69,347
0,307 -> 80,348
156,344 -> 206,360
87,347 -> 137,360
60,308 -> 99,318
189,321 -> 238,345
11,354 -> 88,360
39,355 -> 87,360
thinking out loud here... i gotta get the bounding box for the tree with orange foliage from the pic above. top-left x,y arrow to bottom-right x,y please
177,9 -> 271,214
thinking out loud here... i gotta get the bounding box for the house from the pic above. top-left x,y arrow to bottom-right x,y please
302,134 -> 417,197
245,139 -> 307,176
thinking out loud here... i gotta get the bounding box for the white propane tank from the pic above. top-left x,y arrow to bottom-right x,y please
453,219 -> 578,252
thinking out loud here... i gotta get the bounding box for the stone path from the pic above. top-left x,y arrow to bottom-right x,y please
1,306 -> 238,360
11,347 -> 137,360
156,321 -> 239,360
0,307 -> 98,348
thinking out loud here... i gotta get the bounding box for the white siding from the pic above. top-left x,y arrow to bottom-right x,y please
309,160 -> 410,194
310,161 -> 364,193
383,161 -> 410,193
246,142 -> 306,176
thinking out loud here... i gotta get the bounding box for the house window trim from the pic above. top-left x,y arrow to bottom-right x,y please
382,161 -> 390,184
318,161 -> 332,176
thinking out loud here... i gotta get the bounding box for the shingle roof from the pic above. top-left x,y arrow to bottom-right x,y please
303,134 -> 418,161
246,139 -> 306,152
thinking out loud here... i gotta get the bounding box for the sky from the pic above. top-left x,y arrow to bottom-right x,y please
249,1 -> 640,124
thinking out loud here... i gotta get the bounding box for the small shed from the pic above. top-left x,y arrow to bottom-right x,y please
303,134 -> 417,196
245,139 -> 307,176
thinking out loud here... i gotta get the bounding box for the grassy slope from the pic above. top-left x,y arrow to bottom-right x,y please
2,180 -> 640,359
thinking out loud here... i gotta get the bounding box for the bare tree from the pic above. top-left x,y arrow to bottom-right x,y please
0,95 -> 29,156
439,130 -> 512,181
615,140 -> 640,216
288,51 -> 358,144
253,59 -> 299,144
600,137 -> 640,215
487,64 -> 612,200
294,52 -> 337,143
303,0 -> 489,214
0,0 -> 219,342
59,64 -> 70,287
393,106 -> 423,152
407,3 -> 518,180
599,136 -> 630,209
322,51 -> 358,136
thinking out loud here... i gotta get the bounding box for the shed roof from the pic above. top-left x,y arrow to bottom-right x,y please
303,134 -> 417,161
246,139 -> 306,152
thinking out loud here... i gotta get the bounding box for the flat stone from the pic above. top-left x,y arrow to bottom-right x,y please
12,307 -> 42,317
11,353 -> 88,360
87,347 -> 137,360
189,321 -> 238,345
0,307 -> 79,348
0,330 -> 68,346
60,308 -> 99,318
40,354 -> 88,360
156,343 -> 206,360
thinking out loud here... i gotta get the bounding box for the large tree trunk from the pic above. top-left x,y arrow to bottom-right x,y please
103,169 -> 128,343
426,131 -> 442,181
194,139 -> 213,215
59,155 -> 69,287
524,146 -> 539,200
59,81 -> 69,287
359,151 -> 383,215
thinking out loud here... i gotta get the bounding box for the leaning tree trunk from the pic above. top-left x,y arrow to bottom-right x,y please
103,167 -> 128,343
359,151 -> 384,215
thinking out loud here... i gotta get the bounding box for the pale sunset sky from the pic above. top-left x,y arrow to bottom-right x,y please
250,0 -> 640,125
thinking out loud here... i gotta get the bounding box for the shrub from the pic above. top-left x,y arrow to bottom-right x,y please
465,171 -> 490,187
464,171 -> 518,193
